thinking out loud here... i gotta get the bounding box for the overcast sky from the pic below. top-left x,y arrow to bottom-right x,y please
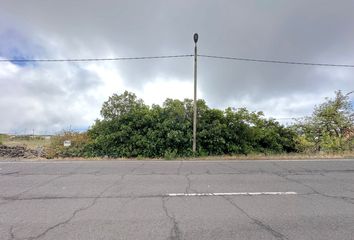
1,0 -> 354,134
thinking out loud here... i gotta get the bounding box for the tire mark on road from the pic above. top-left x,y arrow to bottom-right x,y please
0,171 -> 20,176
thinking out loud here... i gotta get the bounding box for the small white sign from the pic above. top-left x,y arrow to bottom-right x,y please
63,140 -> 71,147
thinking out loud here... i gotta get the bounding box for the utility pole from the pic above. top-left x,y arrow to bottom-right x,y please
193,33 -> 199,153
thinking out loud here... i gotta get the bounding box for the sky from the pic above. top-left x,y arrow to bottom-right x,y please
1,0 -> 354,134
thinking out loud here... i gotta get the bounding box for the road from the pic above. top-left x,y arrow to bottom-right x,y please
1,159 -> 354,240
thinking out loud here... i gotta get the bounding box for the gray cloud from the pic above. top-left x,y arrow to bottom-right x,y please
1,0 -> 354,133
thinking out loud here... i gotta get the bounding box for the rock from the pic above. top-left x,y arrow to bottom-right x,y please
0,145 -> 46,158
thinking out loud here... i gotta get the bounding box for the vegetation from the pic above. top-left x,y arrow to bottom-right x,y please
84,91 -> 298,158
46,132 -> 91,158
293,91 -> 354,153
0,134 -> 4,145
4,90 -> 352,159
0,134 -> 50,149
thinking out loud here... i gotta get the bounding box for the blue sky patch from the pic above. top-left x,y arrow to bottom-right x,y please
0,29 -> 44,67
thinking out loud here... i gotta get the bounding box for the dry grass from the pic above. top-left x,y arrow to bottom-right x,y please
187,152 -> 354,161
39,151 -> 354,161
1,135 -> 51,149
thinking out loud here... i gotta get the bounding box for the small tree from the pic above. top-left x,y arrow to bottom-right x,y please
100,91 -> 146,120
295,91 -> 354,152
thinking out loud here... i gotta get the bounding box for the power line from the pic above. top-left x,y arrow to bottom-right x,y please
0,54 -> 193,63
198,54 -> 354,68
1,52 -> 354,68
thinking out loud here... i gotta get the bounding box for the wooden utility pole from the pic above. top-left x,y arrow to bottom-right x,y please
193,33 -> 198,153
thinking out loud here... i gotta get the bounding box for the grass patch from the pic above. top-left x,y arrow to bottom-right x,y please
0,134 -> 4,145
1,134 -> 51,149
163,149 -> 178,160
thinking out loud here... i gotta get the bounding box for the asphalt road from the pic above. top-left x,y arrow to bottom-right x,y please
1,159 -> 354,240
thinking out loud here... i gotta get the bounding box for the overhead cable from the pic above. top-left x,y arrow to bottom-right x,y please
0,54 -> 193,63
198,54 -> 354,68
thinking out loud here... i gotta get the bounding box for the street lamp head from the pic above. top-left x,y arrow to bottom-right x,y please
193,33 -> 199,43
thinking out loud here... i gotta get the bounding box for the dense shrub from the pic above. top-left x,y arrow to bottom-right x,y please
86,91 -> 298,158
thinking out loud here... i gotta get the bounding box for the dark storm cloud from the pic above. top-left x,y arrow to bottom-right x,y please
1,0 -> 354,132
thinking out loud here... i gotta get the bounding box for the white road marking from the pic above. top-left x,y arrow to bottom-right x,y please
167,191 -> 297,197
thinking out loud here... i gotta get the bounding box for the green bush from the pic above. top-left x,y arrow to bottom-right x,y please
86,91 -> 298,158
164,149 -> 178,160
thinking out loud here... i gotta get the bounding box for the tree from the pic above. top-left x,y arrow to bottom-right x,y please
294,90 -> 354,152
100,91 -> 146,120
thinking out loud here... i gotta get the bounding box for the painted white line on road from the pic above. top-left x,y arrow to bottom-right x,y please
167,191 -> 297,197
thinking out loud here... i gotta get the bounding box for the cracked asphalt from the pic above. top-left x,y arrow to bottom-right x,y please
1,159 -> 354,240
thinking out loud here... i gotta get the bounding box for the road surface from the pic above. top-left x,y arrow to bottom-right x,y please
1,159 -> 354,239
